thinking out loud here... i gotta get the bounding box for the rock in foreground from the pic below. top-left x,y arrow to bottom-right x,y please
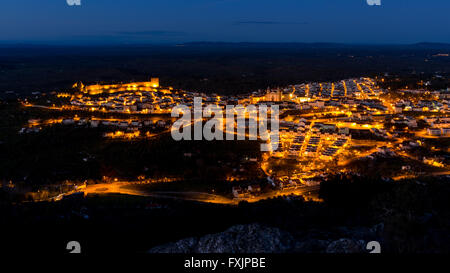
149,223 -> 295,253
149,223 -> 373,254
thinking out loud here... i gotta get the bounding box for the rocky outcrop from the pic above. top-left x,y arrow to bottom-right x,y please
149,223 -> 383,254
149,223 -> 295,253
325,238 -> 366,253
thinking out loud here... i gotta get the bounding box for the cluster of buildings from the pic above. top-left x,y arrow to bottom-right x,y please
232,184 -> 262,199
19,76 -> 449,201
70,78 -> 176,114
69,78 -> 247,114
394,99 -> 446,113
425,117 -> 450,136
25,76 -> 450,158
21,116 -> 171,140
279,124 -> 351,161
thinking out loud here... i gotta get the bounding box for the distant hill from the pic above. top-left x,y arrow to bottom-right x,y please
0,42 -> 448,96
1,41 -> 450,50
182,42 -> 450,50
410,42 -> 450,49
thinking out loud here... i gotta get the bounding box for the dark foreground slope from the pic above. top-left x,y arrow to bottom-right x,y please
1,175 -> 449,254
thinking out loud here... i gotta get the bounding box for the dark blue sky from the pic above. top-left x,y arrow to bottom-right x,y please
1,0 -> 449,44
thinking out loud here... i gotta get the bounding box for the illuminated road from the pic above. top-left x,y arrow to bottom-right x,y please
76,182 -> 321,205
392,171 -> 450,181
84,183 -> 235,204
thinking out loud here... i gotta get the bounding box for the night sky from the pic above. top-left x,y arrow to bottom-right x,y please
1,0 -> 449,44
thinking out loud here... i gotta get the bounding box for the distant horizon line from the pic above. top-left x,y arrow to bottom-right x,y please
0,41 -> 450,47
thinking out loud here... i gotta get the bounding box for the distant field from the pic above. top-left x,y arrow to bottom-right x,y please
1,43 -> 449,96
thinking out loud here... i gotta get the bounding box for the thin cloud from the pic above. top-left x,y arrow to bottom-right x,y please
116,31 -> 186,36
234,21 -> 308,25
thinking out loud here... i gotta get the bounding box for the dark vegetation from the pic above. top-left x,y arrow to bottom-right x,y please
0,121 -> 262,187
1,175 -> 449,254
1,43 -> 449,97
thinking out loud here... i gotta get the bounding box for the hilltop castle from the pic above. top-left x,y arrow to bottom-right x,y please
79,77 -> 160,95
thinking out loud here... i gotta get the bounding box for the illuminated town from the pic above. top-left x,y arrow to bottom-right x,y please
3,0 -> 450,259
17,76 -> 450,203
